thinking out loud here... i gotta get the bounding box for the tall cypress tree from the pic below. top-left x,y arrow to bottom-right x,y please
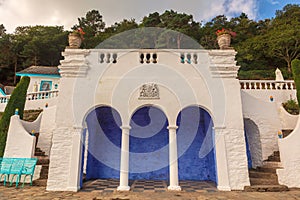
292,59 -> 300,107
0,76 -> 30,156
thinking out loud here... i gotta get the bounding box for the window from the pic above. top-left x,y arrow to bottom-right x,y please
40,81 -> 52,91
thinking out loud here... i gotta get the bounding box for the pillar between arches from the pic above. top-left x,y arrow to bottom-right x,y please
167,125 -> 181,191
117,125 -> 131,191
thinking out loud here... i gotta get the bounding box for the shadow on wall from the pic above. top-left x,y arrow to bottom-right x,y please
244,119 -> 263,168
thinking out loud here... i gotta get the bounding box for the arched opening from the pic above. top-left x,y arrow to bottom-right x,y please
244,118 -> 263,168
129,106 -> 169,180
176,106 -> 217,183
84,106 -> 122,180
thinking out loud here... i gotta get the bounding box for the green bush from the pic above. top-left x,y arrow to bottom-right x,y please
282,99 -> 299,115
292,59 -> 300,107
0,76 -> 30,157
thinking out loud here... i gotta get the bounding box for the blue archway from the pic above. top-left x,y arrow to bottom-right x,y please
85,106 -> 122,180
176,106 -> 217,182
129,106 -> 169,180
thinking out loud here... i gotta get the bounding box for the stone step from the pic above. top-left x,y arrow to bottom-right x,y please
244,185 -> 289,192
262,161 -> 282,168
39,173 -> 49,179
250,178 -> 279,185
249,170 -> 277,179
33,179 -> 47,187
267,155 -> 280,162
256,166 -> 277,173
36,157 -> 50,165
34,151 -> 45,156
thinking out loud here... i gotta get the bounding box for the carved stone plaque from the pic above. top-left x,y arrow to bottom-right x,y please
139,83 -> 159,99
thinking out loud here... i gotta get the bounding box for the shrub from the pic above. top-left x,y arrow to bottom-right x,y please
0,76 -> 30,157
282,99 -> 299,115
292,59 -> 300,107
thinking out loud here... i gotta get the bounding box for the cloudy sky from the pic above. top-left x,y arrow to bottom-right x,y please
0,0 -> 299,33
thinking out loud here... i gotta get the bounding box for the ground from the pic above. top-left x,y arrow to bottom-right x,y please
1,186 -> 300,200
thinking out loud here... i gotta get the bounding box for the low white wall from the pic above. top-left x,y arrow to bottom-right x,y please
24,96 -> 58,111
21,112 -> 42,133
277,117 -> 300,187
38,106 -> 56,155
4,115 -> 36,158
0,94 -> 58,112
278,106 -> 298,130
241,91 -> 282,162
242,90 -> 296,105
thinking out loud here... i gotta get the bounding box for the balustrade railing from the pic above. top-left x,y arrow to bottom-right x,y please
26,90 -> 59,100
0,96 -> 9,103
240,80 -> 295,90
0,90 -> 59,104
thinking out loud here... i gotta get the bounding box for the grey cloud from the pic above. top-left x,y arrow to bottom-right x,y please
0,0 -> 259,33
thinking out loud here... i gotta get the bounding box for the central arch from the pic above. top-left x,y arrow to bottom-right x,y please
129,106 -> 169,180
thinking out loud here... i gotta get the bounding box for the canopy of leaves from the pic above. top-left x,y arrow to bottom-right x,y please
1,4 -> 300,84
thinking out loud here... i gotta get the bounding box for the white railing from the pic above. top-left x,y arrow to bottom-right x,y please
0,96 -> 9,103
240,80 -> 295,90
26,90 -> 59,100
0,90 -> 59,104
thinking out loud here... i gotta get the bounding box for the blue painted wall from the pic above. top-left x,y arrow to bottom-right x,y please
177,107 -> 216,182
85,107 -> 122,180
85,106 -> 216,182
129,107 -> 169,180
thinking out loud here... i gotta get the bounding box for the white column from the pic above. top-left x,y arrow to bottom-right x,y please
214,127 -> 231,191
117,126 -> 131,191
167,125 -> 181,191
67,127 -> 84,191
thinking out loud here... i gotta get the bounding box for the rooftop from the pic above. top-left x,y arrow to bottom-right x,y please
16,66 -> 60,77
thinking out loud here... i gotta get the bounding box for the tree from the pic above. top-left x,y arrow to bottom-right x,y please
265,4 -> 300,73
292,59 -> 300,105
10,26 -> 68,73
0,76 -> 30,156
72,10 -> 106,48
0,24 -> 6,37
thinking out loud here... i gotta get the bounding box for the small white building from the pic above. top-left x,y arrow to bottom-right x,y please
0,66 -> 60,111
16,66 -> 60,93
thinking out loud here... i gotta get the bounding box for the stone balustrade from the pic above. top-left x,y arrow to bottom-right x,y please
0,96 -> 9,103
240,80 -> 295,90
27,90 -> 59,100
0,90 -> 59,104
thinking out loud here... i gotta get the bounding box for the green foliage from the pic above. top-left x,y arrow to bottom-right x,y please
238,69 -> 275,80
0,76 -> 30,156
282,99 -> 299,115
292,59 -> 300,106
1,5 -> 300,84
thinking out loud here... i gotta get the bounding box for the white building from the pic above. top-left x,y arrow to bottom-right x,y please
3,48 -> 300,192
0,66 -> 60,111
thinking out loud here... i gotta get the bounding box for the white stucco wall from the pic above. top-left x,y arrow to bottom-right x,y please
4,115 -> 36,158
241,89 -> 296,105
38,106 -> 56,155
26,76 -> 60,93
278,106 -> 298,130
241,91 -> 281,162
46,48 -> 250,191
277,117 -> 300,187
